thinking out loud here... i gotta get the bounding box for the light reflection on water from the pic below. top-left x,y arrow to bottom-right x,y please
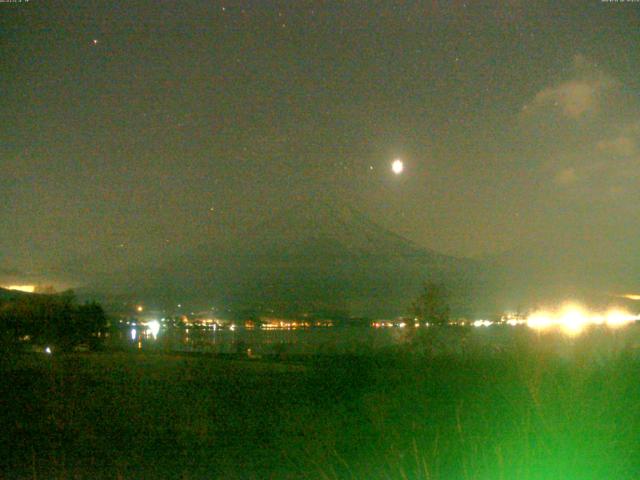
173,326 -> 412,354
125,323 -> 640,357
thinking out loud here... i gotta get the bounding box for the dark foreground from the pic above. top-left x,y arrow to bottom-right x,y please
1,330 -> 639,479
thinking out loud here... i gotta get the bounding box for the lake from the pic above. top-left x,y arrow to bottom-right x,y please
121,322 -> 640,358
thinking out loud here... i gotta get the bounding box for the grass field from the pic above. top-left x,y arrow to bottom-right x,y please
1,329 -> 639,479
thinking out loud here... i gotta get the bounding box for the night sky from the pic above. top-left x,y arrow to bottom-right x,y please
1,1 -> 639,287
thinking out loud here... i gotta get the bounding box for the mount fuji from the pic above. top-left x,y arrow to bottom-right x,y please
89,200 -> 477,317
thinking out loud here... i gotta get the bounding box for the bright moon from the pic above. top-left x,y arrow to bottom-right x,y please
392,159 -> 404,175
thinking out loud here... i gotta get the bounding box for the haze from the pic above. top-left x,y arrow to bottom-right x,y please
2,1 -> 639,299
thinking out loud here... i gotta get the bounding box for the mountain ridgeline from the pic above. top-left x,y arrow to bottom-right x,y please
92,201 -> 478,317
0,287 -> 30,301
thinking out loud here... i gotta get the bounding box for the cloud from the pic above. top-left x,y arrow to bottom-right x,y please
532,81 -> 597,118
548,118 -> 640,195
552,119 -> 640,194
524,59 -> 638,194
522,55 -> 618,120
597,121 -> 639,157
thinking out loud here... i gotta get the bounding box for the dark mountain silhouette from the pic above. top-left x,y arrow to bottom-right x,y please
0,288 -> 21,300
82,200 -> 640,316
90,200 -> 477,317
0,287 -> 30,301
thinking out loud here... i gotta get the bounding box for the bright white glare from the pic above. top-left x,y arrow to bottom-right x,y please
229,324 -> 236,331
605,310 -> 637,328
45,346 -> 52,354
558,304 -> 588,335
527,311 -> 554,331
130,328 -> 137,340
146,320 -> 160,339
473,320 -> 492,327
526,303 -> 639,335
392,159 -> 404,175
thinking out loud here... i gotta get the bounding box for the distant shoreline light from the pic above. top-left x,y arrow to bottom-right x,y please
619,293 -> 640,301
525,303 -> 640,335
2,285 -> 35,293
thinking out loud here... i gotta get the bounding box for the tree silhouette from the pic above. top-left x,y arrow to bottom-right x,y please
412,281 -> 451,325
0,291 -> 108,352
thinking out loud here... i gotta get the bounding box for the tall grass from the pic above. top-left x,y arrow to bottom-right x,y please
1,327 -> 638,479
300,327 -> 640,479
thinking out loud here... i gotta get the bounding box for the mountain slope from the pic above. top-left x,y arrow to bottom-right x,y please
0,287 -> 28,301
0,287 -> 49,302
90,200 -> 476,316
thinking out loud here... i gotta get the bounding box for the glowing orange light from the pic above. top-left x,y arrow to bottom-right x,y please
620,294 -> 640,301
3,285 -> 35,293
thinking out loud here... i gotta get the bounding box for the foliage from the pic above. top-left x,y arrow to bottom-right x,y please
0,291 -> 108,352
